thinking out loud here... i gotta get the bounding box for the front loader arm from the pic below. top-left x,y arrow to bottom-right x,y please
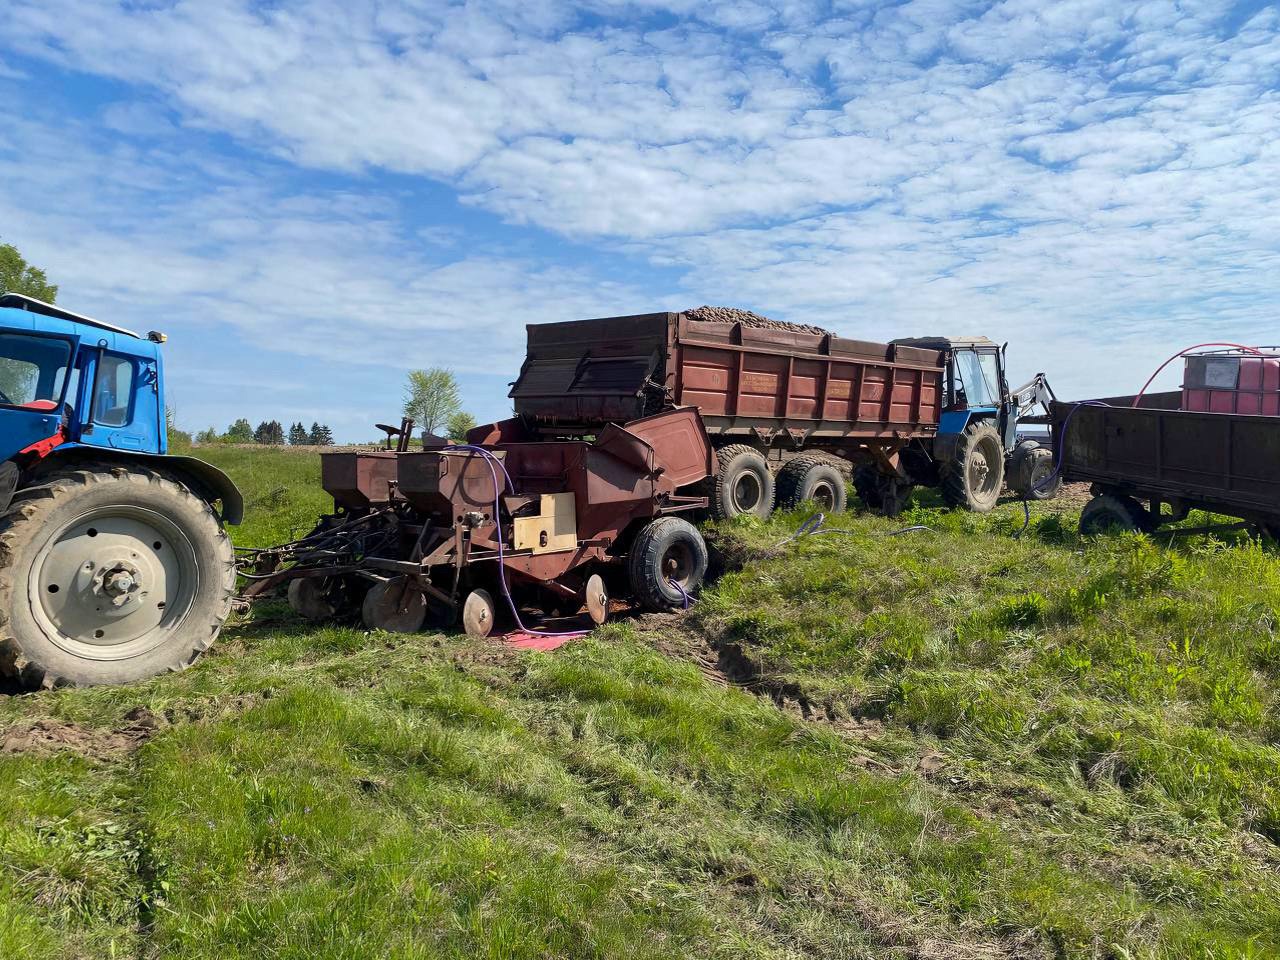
1009,373 -> 1056,424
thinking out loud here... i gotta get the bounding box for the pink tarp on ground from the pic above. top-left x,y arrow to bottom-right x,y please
501,631 -> 584,651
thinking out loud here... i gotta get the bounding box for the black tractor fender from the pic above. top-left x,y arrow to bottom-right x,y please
22,449 -> 244,525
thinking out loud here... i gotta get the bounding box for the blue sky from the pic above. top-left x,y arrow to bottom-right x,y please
1,0 -> 1277,441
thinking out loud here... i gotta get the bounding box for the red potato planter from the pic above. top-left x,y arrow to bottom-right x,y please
243,407 -> 715,636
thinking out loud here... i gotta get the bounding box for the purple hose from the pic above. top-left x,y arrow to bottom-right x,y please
1015,400 -> 1111,537
668,577 -> 691,610
449,445 -> 589,639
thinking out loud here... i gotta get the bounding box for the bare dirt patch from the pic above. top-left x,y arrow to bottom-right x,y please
0,705 -> 160,759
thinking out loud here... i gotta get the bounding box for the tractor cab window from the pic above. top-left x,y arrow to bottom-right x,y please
94,354 -> 135,427
0,332 -> 73,410
952,349 -> 1000,408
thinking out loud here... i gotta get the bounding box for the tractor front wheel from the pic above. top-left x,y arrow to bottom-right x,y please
1009,440 -> 1060,501
0,466 -> 235,687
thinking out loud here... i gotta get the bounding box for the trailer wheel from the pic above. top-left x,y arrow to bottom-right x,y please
1079,495 -> 1152,535
852,464 -> 882,510
0,466 -> 234,688
708,445 -> 774,520
1009,442 -> 1060,501
627,517 -> 708,612
777,455 -> 847,512
361,578 -> 427,633
941,421 -> 1005,512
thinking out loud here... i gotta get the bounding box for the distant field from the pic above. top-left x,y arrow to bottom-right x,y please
191,444 -> 333,548
1,447 -> 1277,959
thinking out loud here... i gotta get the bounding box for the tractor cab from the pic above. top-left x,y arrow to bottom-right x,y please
891,336 -> 1016,448
889,335 -> 1057,510
0,293 -> 166,464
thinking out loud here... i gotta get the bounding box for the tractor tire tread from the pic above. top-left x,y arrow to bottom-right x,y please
1014,445 -> 1060,501
940,421 -> 1005,512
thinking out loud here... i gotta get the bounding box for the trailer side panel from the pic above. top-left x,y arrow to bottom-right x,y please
512,312 -> 944,442
1052,393 -> 1280,520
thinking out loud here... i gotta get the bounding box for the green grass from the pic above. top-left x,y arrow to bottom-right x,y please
192,445 -> 333,548
2,454 -> 1278,958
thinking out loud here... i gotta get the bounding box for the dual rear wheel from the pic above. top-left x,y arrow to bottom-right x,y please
708,446 -> 848,520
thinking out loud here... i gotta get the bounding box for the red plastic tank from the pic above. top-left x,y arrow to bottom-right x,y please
1183,352 -> 1280,416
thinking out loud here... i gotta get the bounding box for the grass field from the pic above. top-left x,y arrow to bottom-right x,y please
1,446 -> 1277,958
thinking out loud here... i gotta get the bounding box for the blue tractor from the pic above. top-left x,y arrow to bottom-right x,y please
857,336 -> 1059,513
0,294 -> 242,687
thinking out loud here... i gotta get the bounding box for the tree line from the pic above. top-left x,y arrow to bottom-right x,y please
194,420 -> 335,446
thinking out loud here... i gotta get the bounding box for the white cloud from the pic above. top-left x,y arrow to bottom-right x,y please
2,0 -> 1279,414
0,103 -> 655,437
100,100 -> 176,137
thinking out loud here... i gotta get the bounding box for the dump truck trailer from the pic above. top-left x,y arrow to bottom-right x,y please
510,312 -> 945,517
509,312 -> 1055,517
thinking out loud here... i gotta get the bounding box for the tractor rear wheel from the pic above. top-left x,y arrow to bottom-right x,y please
627,517 -> 708,612
941,421 -> 1005,512
707,445 -> 774,520
0,466 -> 235,687
776,455 -> 847,513
1079,495 -> 1152,535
